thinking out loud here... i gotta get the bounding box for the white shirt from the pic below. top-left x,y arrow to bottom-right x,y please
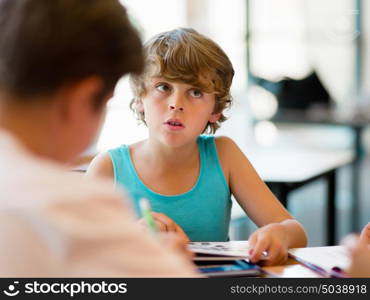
0,131 -> 197,277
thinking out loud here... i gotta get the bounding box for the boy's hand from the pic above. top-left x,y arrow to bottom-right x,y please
343,233 -> 370,277
159,232 -> 194,260
137,212 -> 190,244
359,222 -> 370,244
342,224 -> 370,277
248,223 -> 289,266
137,212 -> 192,260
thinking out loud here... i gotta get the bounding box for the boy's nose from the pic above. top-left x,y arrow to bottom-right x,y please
169,105 -> 184,111
169,91 -> 184,111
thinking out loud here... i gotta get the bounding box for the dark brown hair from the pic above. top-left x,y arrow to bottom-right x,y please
130,28 -> 234,134
0,0 -> 143,107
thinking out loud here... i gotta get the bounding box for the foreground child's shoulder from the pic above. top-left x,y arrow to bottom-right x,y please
86,152 -> 114,178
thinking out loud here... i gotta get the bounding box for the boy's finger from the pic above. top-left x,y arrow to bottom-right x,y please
250,237 -> 269,263
154,219 -> 168,232
263,246 -> 279,266
261,241 -> 286,266
152,212 -> 177,232
359,222 -> 370,244
152,213 -> 175,232
247,233 -> 258,255
173,224 -> 190,242
340,234 -> 360,250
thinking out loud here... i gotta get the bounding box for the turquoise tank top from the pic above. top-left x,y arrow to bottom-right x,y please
108,135 -> 232,241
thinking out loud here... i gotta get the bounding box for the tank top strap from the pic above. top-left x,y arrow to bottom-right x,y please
197,135 -> 229,192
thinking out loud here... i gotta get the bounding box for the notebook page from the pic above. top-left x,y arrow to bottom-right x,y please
289,246 -> 350,272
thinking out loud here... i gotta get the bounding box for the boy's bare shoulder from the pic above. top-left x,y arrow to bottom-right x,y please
86,152 -> 114,178
214,135 -> 239,154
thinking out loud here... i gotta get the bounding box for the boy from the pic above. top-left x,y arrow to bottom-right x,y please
88,28 -> 307,265
0,0 -> 196,277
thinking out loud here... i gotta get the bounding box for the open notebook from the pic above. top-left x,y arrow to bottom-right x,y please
188,241 -> 251,261
288,246 -> 350,277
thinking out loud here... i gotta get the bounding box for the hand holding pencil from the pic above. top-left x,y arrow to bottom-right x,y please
138,198 -> 193,259
139,198 -> 158,235
138,198 -> 189,241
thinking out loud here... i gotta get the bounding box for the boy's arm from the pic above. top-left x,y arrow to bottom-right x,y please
215,136 -> 307,249
86,152 -> 114,179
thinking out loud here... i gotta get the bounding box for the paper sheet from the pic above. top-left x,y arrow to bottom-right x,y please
289,246 -> 350,273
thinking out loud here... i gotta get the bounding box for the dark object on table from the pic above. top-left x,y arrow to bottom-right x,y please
254,71 -> 331,110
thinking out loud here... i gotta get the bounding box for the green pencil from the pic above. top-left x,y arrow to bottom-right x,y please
139,198 -> 158,235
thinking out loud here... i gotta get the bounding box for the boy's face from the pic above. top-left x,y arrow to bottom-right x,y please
138,76 -> 220,147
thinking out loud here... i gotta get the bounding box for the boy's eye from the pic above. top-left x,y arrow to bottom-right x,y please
155,83 -> 171,92
190,89 -> 203,98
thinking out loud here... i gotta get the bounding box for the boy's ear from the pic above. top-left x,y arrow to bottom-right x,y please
56,77 -> 107,121
135,99 -> 144,113
209,112 -> 221,123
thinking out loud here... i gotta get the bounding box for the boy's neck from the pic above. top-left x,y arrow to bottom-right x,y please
141,138 -> 199,169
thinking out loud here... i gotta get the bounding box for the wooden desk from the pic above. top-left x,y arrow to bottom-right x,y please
247,148 -> 354,245
271,108 -> 370,232
263,261 -> 322,277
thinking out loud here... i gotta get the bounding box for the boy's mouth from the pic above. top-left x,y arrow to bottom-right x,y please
164,119 -> 185,128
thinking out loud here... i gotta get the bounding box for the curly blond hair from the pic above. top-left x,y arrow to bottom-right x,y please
129,28 -> 234,134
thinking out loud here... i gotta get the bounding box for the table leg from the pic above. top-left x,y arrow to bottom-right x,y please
268,183 -> 289,208
327,170 -> 336,245
351,126 -> 363,232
